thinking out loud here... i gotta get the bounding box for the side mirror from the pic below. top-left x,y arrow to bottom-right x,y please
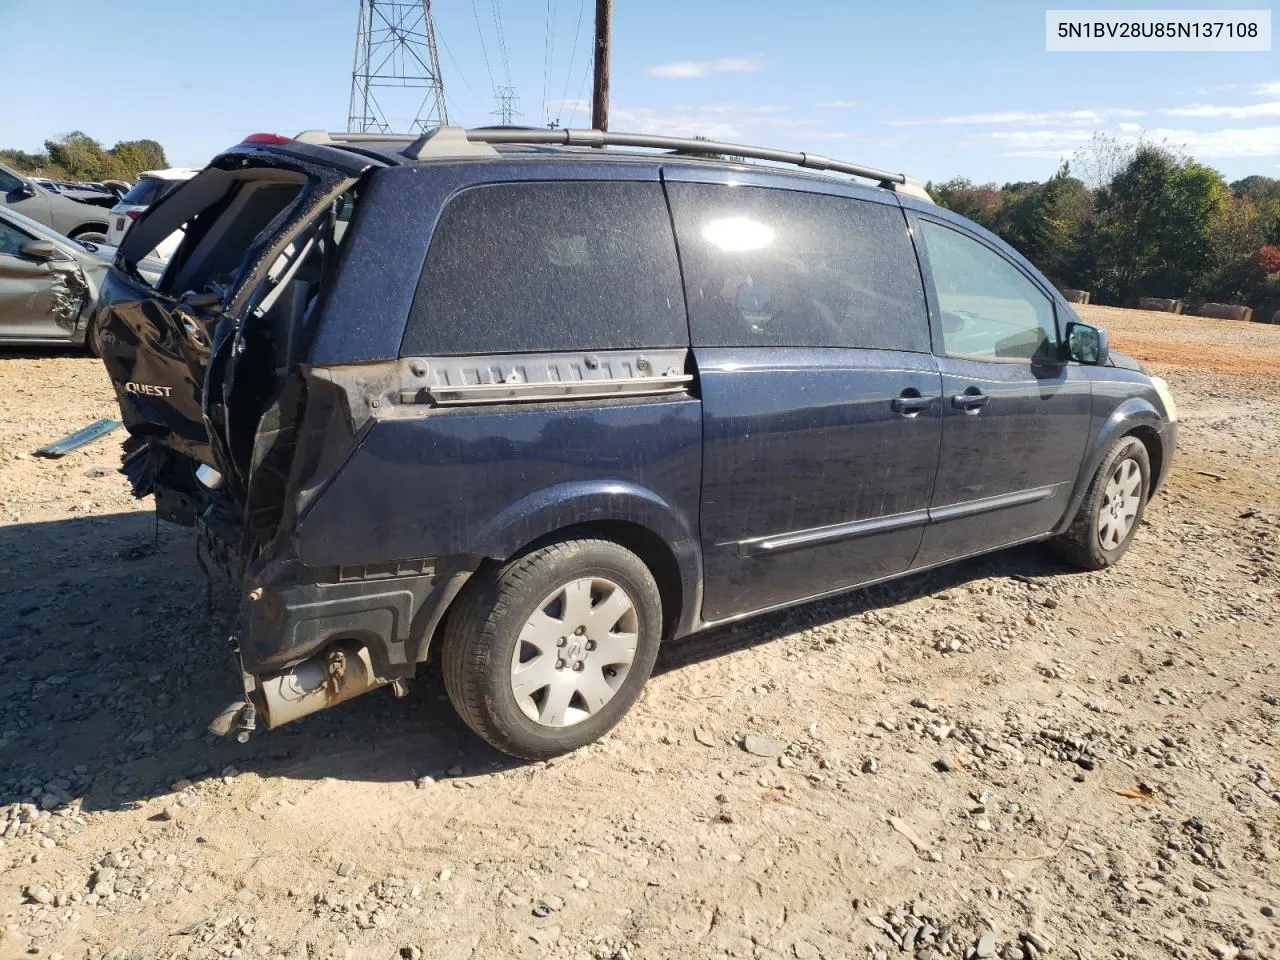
19,182 -> 37,198
20,240 -> 59,261
1066,321 -> 1109,365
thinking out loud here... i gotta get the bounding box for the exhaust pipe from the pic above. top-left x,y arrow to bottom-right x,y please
252,644 -> 384,729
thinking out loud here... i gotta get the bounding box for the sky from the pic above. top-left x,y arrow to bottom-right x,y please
1,0 -> 1276,185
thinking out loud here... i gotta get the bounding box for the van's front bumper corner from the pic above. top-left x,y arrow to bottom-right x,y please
1151,418 -> 1178,497
239,553 -> 477,680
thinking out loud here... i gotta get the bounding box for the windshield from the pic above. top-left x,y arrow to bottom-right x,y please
121,178 -> 175,206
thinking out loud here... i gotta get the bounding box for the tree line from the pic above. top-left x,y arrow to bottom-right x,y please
927,135 -> 1280,319
1,131 -> 168,183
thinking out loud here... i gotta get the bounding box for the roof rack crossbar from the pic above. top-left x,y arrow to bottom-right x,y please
457,127 -> 908,186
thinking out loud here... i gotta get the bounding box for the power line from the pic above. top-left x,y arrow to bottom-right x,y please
490,0 -> 512,85
557,0 -> 587,121
469,0 -> 496,94
541,0 -> 556,123
438,30 -> 478,102
569,49 -> 592,127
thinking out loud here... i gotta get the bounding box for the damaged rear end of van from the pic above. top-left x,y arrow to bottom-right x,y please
95,135 -> 456,739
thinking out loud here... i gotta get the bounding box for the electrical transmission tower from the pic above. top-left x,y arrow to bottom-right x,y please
348,0 -> 448,134
492,86 -> 521,126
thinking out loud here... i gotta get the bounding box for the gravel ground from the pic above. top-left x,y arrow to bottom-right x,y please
0,309 -> 1277,960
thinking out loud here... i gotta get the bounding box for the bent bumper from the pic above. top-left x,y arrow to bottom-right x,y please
1150,420 -> 1178,496
239,555 -> 477,678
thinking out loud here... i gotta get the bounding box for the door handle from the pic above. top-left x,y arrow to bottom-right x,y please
891,393 -> 936,416
951,389 -> 989,412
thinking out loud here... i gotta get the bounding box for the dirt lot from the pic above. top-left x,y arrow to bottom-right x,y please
1,307 -> 1277,960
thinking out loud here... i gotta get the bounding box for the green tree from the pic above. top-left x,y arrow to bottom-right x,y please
1202,193 -> 1266,302
44,131 -> 111,180
928,178 -> 1004,231
109,139 -> 168,178
992,163 -> 1090,285
1089,145 -> 1228,302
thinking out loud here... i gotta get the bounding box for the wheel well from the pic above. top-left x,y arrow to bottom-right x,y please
1127,424 -> 1163,492
70,223 -> 108,237
423,520 -> 686,665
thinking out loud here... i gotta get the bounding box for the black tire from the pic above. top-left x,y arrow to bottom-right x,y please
1052,435 -> 1151,570
442,538 -> 663,760
73,230 -> 108,245
83,312 -> 103,357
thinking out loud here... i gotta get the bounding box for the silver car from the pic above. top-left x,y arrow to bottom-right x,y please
0,206 -> 160,351
0,162 -> 115,244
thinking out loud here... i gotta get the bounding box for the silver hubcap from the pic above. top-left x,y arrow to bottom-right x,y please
1099,457 -> 1142,550
509,577 -> 638,728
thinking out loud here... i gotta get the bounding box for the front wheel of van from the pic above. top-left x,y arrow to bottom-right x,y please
1052,435 -> 1151,571
442,538 -> 664,760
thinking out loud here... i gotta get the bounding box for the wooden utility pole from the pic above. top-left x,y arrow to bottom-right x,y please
591,0 -> 611,131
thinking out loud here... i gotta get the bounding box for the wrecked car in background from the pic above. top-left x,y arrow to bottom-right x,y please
1,162 -> 114,244
0,206 -> 151,349
103,167 -> 198,261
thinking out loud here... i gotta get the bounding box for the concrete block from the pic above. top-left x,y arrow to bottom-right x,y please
1195,302 -> 1253,322
1138,297 -> 1183,314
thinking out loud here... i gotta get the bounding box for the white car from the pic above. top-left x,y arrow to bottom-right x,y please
104,168 -> 199,262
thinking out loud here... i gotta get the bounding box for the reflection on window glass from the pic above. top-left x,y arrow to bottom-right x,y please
701,216 -> 776,252
332,191 -> 356,246
0,222 -> 32,257
405,181 -> 686,356
919,221 -> 1057,362
0,170 -> 24,193
668,183 -> 931,352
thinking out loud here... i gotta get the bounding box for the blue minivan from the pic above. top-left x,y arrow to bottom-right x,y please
96,127 -> 1177,759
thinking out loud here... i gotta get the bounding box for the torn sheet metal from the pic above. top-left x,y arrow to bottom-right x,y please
49,267 -> 90,329
34,418 -> 121,458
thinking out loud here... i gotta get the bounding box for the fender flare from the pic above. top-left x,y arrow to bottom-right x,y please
469,479 -> 703,636
1054,397 -> 1164,535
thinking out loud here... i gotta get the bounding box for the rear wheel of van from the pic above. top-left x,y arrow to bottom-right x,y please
1052,435 -> 1151,570
442,538 -> 664,760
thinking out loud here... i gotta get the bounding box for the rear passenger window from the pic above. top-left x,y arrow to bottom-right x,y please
403,181 -> 686,356
666,182 -> 930,352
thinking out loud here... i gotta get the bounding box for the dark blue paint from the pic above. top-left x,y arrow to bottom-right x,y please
913,357 -> 1092,568
96,138 -> 1179,675
296,395 -> 704,575
696,346 -> 942,620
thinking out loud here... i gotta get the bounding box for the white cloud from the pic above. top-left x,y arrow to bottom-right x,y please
817,99 -> 862,109
1163,101 -> 1280,119
1256,81 -> 1280,97
646,57 -> 761,80
1146,125 -> 1280,158
888,108 -> 1143,127
973,124 -> 1280,160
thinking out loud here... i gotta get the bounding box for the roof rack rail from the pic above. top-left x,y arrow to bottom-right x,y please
295,127 -> 934,202
294,129 -> 418,145
409,127 -> 933,202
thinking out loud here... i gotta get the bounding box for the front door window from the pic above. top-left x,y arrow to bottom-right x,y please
919,220 -> 1058,363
